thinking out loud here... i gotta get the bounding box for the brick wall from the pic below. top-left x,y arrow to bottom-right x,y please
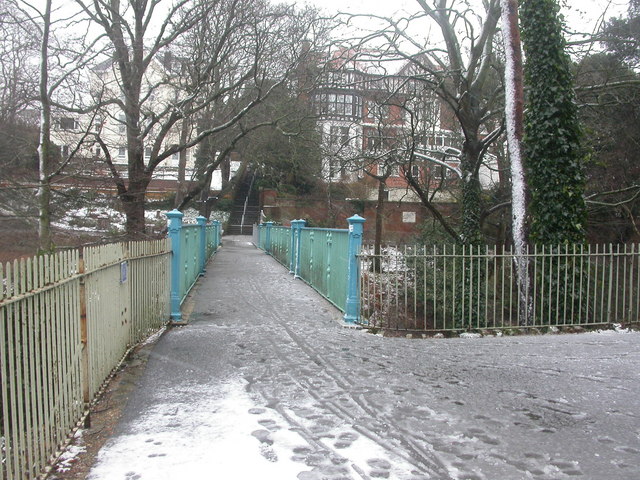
260,189 -> 457,243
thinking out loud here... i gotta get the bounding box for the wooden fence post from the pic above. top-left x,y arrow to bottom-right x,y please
78,251 -> 90,409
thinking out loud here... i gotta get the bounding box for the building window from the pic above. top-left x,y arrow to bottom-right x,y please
366,102 -> 390,122
441,165 -> 454,179
61,145 -> 70,158
329,158 -> 345,179
411,165 -> 420,178
118,113 -> 126,134
58,117 -> 78,131
93,116 -> 103,133
315,93 -> 362,119
169,144 -> 179,161
366,134 -> 382,152
328,126 -> 350,147
378,163 -> 399,177
118,147 -> 126,160
145,147 -> 152,160
365,129 -> 397,152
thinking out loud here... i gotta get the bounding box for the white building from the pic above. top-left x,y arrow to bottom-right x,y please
51,52 -> 199,184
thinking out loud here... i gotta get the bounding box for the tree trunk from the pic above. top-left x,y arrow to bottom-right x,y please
37,0 -> 53,253
221,156 -> 231,189
460,142 -> 484,245
374,178 -> 386,272
501,0 -> 531,324
174,118 -> 190,208
198,173 -> 213,217
122,171 -> 151,238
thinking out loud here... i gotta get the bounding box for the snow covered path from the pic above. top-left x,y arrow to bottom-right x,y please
87,237 -> 640,480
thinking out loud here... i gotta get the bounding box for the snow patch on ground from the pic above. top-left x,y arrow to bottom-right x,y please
139,326 -> 167,346
595,323 -> 637,335
459,332 -> 482,339
87,378 -> 307,480
55,430 -> 86,473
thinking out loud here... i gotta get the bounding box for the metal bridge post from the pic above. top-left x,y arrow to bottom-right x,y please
264,221 -> 274,254
166,209 -> 184,323
212,220 -> 221,247
290,219 -> 305,275
344,214 -> 365,325
197,216 -> 207,276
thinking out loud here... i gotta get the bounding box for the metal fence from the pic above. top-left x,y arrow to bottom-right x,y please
166,211 -> 222,322
254,216 -> 365,323
0,240 -> 171,480
359,244 -> 640,332
298,229 -> 349,311
268,226 -> 291,267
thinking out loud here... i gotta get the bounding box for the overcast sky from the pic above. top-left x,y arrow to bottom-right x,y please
301,0 -> 629,33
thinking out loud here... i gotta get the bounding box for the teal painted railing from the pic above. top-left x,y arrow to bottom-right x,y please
298,228 -> 349,312
255,216 -> 365,324
270,225 -> 291,266
166,210 -> 222,322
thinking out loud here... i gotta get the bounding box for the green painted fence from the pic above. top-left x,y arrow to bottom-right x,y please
269,226 -> 291,267
298,228 -> 349,311
166,211 -> 221,322
254,216 -> 365,323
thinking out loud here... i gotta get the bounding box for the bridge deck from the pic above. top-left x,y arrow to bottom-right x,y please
81,236 -> 640,480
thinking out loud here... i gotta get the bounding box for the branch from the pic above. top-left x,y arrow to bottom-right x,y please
413,151 -> 462,178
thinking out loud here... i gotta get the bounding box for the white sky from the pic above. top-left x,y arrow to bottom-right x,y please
301,0 -> 629,33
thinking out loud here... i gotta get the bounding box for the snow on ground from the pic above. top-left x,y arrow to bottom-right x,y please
85,238 -> 640,480
52,201 -> 229,236
87,379 -> 308,479
55,430 -> 86,473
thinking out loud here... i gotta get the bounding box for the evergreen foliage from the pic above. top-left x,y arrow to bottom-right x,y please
520,0 -> 587,245
601,0 -> 640,68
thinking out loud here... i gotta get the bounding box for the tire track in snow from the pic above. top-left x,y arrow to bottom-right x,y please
238,273 -> 453,479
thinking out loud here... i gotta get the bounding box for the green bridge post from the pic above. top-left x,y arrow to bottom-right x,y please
212,220 -> 221,247
344,215 -> 365,325
264,221 -> 274,254
166,209 -> 184,323
290,219 -> 305,276
197,216 -> 207,276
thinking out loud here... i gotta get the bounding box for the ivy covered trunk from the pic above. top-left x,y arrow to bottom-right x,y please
520,0 -> 587,246
460,141 -> 484,245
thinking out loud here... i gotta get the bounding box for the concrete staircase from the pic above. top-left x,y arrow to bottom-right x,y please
226,172 -> 260,235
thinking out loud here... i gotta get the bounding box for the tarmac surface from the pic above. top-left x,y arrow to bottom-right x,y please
82,236 -> 640,480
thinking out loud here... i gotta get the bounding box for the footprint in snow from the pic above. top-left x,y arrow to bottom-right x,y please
251,429 -> 273,445
334,431 -> 359,449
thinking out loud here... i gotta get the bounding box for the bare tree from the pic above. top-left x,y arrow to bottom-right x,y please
341,0 -> 503,244
0,0 -> 40,225
72,0 -> 324,237
8,0 -> 105,251
500,0 -> 530,323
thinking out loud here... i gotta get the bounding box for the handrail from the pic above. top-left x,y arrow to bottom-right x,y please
239,171 -> 256,235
